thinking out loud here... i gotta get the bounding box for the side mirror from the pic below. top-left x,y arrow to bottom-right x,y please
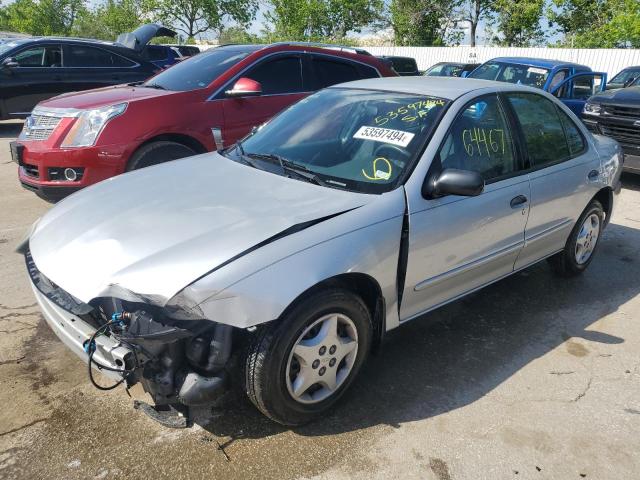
422,168 -> 485,199
623,77 -> 636,88
461,71 -> 469,78
2,57 -> 18,70
225,77 -> 262,98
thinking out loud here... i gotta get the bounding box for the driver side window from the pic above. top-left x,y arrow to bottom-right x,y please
439,95 -> 517,182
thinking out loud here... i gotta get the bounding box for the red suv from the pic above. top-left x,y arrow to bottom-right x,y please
12,43 -> 396,201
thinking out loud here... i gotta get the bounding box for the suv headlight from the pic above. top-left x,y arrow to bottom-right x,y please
583,102 -> 602,115
61,103 -> 127,147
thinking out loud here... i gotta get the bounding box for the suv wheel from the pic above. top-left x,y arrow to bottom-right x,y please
127,141 -> 196,171
548,200 -> 604,276
244,289 -> 372,426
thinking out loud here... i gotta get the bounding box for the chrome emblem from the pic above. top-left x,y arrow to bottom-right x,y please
634,120 -> 640,127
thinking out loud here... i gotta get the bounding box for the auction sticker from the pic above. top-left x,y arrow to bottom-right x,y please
353,126 -> 415,147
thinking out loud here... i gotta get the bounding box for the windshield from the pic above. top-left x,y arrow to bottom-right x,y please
224,88 -> 449,194
143,46 -> 255,91
0,40 -> 22,57
425,63 -> 464,77
470,61 -> 550,88
610,68 -> 640,85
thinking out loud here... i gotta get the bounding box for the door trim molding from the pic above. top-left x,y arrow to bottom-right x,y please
414,240 -> 523,292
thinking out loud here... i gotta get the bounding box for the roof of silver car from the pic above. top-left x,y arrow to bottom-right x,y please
333,76 -> 516,100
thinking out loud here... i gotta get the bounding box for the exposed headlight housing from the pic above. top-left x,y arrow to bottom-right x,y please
61,103 -> 127,148
583,102 -> 602,115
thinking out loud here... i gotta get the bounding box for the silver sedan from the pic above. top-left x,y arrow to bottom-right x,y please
20,77 -> 623,426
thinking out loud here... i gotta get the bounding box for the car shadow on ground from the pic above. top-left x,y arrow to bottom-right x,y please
199,221 -> 639,445
0,121 -> 22,140
622,172 -> 640,192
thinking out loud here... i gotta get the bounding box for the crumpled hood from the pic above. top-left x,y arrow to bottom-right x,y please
28,153 -> 370,305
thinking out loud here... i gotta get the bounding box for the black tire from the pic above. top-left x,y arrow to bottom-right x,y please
548,200 -> 604,277
244,289 -> 372,426
126,141 -> 196,171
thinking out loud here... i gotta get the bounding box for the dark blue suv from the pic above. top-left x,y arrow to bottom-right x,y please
469,57 -> 607,115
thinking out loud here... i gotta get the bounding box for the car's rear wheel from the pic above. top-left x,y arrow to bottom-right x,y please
548,200 -> 604,276
126,141 -> 197,171
244,289 -> 372,426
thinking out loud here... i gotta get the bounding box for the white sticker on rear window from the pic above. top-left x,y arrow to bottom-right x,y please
353,126 -> 415,147
528,67 -> 547,75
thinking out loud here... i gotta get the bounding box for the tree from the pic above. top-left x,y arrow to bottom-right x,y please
73,0 -> 143,40
454,0 -> 494,47
389,0 -> 458,46
264,0 -> 384,42
218,25 -> 261,43
144,0 -> 258,39
0,0 -> 84,35
550,0 -> 640,48
490,0 -> 545,46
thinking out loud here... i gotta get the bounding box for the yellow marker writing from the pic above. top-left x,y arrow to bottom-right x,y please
362,157 -> 393,181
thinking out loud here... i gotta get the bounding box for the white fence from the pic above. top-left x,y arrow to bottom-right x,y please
365,46 -> 640,77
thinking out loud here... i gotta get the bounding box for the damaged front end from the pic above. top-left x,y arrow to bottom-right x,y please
26,248 -> 236,419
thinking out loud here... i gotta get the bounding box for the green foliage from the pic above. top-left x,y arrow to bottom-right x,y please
389,0 -> 453,46
491,0 -> 545,46
72,0 -> 142,40
263,0 -> 384,41
0,0 -> 84,35
218,25 -> 261,44
143,0 -> 258,39
550,0 -> 640,48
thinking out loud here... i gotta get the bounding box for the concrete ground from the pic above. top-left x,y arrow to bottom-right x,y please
0,119 -> 639,480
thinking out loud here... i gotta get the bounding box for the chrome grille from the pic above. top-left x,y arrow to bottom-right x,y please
603,105 -> 640,119
22,164 -> 39,179
600,124 -> 640,144
20,114 -> 62,141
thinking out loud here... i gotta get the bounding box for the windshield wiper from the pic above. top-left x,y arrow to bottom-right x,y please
234,139 -> 260,169
143,83 -> 167,90
246,153 -> 327,187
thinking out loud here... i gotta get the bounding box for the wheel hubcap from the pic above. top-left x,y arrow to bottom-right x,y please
575,213 -> 600,265
285,313 -> 358,404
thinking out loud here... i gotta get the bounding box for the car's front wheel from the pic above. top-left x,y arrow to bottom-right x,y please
126,141 -> 197,171
244,289 -> 372,425
548,199 -> 604,276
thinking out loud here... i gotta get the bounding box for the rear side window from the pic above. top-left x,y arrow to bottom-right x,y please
245,56 -> 303,95
557,108 -> 586,156
506,93 -> 570,168
438,95 -> 518,182
391,57 -> 417,74
312,57 -> 377,88
14,45 -> 62,67
68,45 -> 135,67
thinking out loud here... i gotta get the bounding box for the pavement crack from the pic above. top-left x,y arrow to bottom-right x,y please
0,356 -> 26,366
0,303 -> 37,311
0,326 -> 37,334
549,370 -> 575,375
0,418 -> 47,437
215,440 -> 231,462
0,312 -> 38,321
572,377 -> 593,402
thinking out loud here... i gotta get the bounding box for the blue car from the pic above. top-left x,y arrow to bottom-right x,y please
468,57 -> 607,115
144,44 -> 180,69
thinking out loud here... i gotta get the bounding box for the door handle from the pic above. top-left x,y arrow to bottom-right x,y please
510,195 -> 528,208
588,169 -> 599,182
